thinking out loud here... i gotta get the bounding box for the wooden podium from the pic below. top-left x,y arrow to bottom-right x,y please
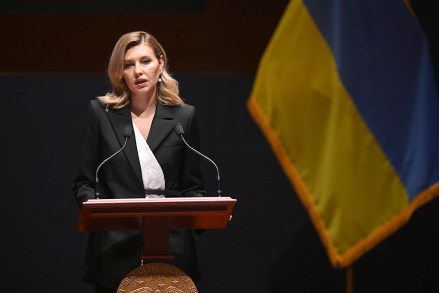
77,197 -> 236,262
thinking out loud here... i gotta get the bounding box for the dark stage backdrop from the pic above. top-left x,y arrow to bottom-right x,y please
0,74 -> 438,292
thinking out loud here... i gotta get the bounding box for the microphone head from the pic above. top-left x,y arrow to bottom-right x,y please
123,125 -> 133,138
174,123 -> 185,136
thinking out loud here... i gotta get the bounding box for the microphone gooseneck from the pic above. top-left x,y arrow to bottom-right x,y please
95,125 -> 133,199
174,123 -> 222,197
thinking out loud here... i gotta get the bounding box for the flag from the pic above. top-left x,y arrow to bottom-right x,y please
248,0 -> 439,268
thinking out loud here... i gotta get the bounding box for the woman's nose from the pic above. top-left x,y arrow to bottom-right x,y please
134,63 -> 142,75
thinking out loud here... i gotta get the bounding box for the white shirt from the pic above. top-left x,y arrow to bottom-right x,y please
132,123 -> 166,195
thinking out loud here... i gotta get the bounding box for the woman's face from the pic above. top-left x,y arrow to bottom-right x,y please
122,43 -> 163,97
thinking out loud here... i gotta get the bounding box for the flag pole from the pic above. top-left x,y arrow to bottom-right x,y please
346,264 -> 353,293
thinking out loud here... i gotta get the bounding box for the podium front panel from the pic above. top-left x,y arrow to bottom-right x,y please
77,197 -> 236,232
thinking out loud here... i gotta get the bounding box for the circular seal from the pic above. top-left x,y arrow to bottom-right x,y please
117,263 -> 198,293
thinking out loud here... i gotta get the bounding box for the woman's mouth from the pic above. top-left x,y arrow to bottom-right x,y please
135,78 -> 147,86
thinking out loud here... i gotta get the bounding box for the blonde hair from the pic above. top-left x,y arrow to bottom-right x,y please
99,31 -> 183,109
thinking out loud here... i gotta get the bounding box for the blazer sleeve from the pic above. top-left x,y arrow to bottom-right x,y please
72,100 -> 100,207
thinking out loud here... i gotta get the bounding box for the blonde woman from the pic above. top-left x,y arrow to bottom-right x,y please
73,31 -> 205,293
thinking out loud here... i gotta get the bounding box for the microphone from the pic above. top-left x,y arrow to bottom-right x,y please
95,125 -> 133,199
174,123 -> 222,197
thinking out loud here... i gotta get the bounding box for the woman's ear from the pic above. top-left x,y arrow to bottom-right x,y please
159,55 -> 165,69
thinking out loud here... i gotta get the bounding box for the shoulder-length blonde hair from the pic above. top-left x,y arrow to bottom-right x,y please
99,31 -> 183,109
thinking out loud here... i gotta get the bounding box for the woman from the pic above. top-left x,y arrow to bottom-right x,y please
72,31 -> 205,293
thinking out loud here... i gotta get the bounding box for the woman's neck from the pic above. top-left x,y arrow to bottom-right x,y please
130,93 -> 157,117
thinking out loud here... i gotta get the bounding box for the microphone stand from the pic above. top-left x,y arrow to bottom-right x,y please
95,136 -> 129,199
179,134 -> 222,197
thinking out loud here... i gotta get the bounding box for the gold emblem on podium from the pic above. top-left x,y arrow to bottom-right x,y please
117,263 -> 198,293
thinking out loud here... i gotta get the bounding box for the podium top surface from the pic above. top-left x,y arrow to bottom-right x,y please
84,196 -> 235,205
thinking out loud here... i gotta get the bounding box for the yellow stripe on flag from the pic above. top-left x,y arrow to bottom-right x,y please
248,0 -> 409,267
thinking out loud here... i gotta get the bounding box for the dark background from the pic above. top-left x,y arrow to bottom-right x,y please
1,1 -> 438,292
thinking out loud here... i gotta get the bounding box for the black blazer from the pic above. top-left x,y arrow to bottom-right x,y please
72,99 -> 205,288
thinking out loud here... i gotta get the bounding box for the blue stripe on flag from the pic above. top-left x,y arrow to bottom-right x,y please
303,0 -> 439,200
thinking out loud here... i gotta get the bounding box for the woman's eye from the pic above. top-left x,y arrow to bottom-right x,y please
142,59 -> 151,64
124,63 -> 133,69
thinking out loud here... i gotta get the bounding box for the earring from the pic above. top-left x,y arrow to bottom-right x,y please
158,75 -> 162,83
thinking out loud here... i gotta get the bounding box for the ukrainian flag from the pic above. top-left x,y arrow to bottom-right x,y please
248,0 -> 439,268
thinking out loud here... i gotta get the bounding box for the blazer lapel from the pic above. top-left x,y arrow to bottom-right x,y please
147,103 -> 176,152
106,105 -> 143,187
